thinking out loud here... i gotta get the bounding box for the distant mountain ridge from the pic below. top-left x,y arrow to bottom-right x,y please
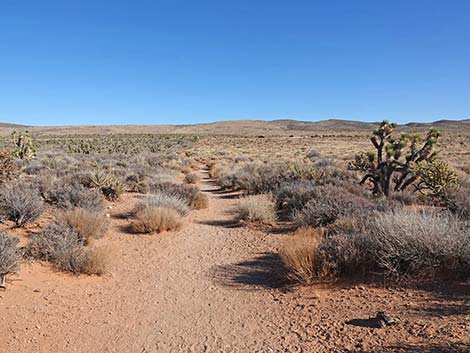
0,118 -> 468,136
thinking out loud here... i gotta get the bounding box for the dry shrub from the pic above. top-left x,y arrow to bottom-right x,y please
124,173 -> 149,193
44,181 -> 104,213
236,195 -> 276,224
184,172 -> 200,184
59,208 -> 108,245
149,182 -> 200,208
0,183 -> 45,227
85,247 -> 112,275
273,180 -> 316,220
134,193 -> 189,216
447,180 -> 470,220
280,227 -> 327,284
0,151 -> 19,184
132,207 -> 184,233
0,233 -> 20,275
322,210 -> 470,281
294,185 -> 375,228
208,162 -> 225,179
192,192 -> 209,210
189,159 -> 200,170
26,223 -> 107,275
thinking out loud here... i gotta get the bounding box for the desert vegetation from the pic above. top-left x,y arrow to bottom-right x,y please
210,121 -> 470,285
0,123 -> 467,287
0,122 -> 468,352
0,131 -> 207,285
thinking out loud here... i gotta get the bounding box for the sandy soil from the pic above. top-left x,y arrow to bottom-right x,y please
0,171 -> 469,353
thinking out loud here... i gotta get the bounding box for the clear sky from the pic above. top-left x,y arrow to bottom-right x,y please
1,0 -> 469,126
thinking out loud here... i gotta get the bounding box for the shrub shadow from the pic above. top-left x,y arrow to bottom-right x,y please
118,224 -> 140,235
198,219 -> 241,228
211,252 -> 292,290
111,212 -> 133,220
359,342 -> 470,353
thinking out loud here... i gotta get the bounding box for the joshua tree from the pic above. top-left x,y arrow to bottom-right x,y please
349,121 -> 443,196
11,130 -> 36,160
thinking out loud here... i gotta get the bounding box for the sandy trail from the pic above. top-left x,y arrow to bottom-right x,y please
1,170 -> 469,353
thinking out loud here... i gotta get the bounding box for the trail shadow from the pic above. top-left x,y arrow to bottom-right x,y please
111,212 -> 132,220
409,282 -> 470,318
416,301 -> 470,317
118,224 -> 141,235
359,342 -> 470,353
211,252 -> 292,290
198,219 -> 241,228
268,223 -> 297,235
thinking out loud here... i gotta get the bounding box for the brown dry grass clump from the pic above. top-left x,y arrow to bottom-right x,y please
59,208 -> 108,245
192,192 -> 209,210
132,207 -> 184,234
280,227 -> 328,284
85,247 -> 112,275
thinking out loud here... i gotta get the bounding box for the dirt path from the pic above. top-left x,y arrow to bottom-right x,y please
1,170 -> 469,353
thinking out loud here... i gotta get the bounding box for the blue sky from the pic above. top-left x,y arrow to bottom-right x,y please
1,0 -> 469,126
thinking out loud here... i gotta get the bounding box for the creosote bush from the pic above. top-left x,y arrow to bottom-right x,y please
236,195 -> 276,224
0,183 -> 45,227
0,233 -> 20,276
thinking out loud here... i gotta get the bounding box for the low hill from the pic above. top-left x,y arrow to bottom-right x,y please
0,118 -> 468,136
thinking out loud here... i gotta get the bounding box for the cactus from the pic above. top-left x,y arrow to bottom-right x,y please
11,130 -> 36,160
349,121 -> 442,196
415,159 -> 459,200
